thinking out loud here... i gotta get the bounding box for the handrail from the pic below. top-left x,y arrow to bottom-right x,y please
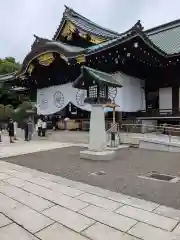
121,123 -> 180,132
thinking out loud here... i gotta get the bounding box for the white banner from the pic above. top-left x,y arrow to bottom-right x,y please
113,72 -> 145,112
37,83 -> 92,115
159,87 -> 172,112
37,71 -> 146,115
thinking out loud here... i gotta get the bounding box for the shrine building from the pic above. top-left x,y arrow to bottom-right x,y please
2,5 -> 180,126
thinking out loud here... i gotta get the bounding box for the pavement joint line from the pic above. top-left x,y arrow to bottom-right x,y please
34,213 -> 94,240
0,212 -> 13,229
0,188 -> 56,214
1,170 -> 178,216
152,204 -> 162,212
1,180 -> 97,214
5,179 -> 180,226
0,214 -> 43,240
112,203 -> 125,213
0,170 -> 175,208
34,221 -> 56,235
79,220 -> 97,234
115,209 -> 177,232
78,209 -> 141,237
3,179 -> 123,214
0,222 -> 13,230
171,221 -> 180,232
1,180 -> 65,209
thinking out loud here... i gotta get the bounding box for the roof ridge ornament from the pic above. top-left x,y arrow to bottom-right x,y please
132,20 -> 144,31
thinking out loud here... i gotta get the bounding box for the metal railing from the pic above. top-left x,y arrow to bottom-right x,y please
106,123 -> 180,147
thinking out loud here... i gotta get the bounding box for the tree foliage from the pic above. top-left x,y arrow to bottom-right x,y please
0,57 -> 31,108
0,57 -> 20,75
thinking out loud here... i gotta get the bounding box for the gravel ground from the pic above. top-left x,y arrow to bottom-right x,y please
2,146 -> 180,209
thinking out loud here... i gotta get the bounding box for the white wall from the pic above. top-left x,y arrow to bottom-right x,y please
159,87 -> 172,112
113,72 -> 146,112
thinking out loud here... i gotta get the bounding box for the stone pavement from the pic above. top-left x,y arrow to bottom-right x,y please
0,161 -> 179,239
0,134 -> 88,158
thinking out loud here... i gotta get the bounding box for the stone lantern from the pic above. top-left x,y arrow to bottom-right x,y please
73,66 -> 122,160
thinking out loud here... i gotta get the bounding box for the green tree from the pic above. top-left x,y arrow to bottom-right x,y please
0,57 -> 20,75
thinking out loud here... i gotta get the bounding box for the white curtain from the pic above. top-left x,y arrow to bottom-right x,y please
37,71 -> 146,115
37,83 -> 92,115
113,72 -> 145,112
159,87 -> 172,112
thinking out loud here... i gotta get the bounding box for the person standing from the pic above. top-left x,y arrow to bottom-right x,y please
14,121 -> 18,140
37,118 -> 42,137
7,119 -> 14,143
42,119 -> 47,137
28,118 -> 33,141
24,119 -> 29,141
0,122 -> 3,142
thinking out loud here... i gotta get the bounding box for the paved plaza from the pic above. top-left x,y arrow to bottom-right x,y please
0,131 -> 180,239
0,161 -> 180,239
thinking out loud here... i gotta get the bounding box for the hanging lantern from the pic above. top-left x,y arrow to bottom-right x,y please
134,42 -> 138,48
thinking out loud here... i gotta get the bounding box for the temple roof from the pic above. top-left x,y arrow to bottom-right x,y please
73,66 -> 122,89
146,19 -> 180,54
53,6 -> 180,55
53,5 -> 119,40
85,23 -> 167,57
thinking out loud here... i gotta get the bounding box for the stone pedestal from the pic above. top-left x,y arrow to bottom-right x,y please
89,105 -> 106,151
80,104 -> 116,160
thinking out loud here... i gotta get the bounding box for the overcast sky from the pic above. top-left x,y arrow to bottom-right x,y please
0,0 -> 180,62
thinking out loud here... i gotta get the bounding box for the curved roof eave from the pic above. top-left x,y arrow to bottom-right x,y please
17,40 -> 86,76
19,23 -> 180,77
85,26 -> 180,59
53,6 -> 120,40
0,72 -> 17,82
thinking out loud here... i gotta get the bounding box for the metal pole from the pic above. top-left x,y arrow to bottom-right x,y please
113,106 -> 115,125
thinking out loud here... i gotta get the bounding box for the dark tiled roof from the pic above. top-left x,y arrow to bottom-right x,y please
53,6 -> 180,56
0,73 -> 16,83
73,66 -> 122,89
145,20 -> 180,54
85,31 -> 134,55
85,67 -> 122,87
53,6 -> 119,40
85,25 -> 168,57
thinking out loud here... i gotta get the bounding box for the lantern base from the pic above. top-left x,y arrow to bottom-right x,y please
80,150 -> 116,161
89,104 -> 106,151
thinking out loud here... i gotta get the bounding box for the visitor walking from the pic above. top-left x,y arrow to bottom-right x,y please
7,119 -> 14,143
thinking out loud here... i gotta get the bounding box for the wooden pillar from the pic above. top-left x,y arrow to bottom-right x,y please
172,86 -> 179,114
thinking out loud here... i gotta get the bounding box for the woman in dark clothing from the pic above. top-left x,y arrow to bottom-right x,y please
24,119 -> 29,141
0,123 -> 3,142
7,119 -> 14,143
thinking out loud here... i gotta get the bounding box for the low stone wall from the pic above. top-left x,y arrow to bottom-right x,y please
139,139 -> 180,152
119,133 -> 143,146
